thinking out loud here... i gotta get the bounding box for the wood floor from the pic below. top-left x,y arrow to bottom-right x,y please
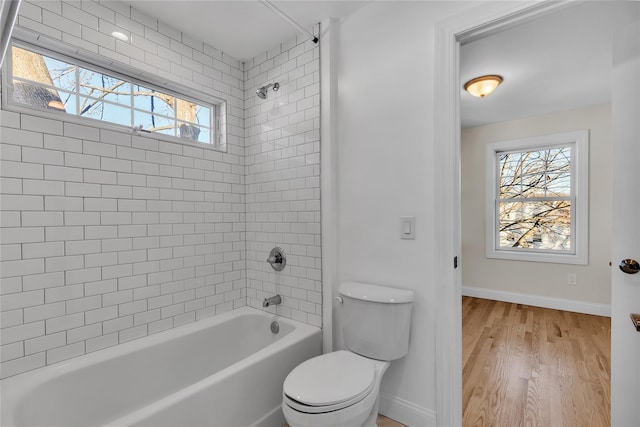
462,296 -> 611,427
376,414 -> 406,427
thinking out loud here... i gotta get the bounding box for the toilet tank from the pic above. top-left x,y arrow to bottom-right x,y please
339,282 -> 414,361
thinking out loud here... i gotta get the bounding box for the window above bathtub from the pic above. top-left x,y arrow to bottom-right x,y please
3,35 -> 227,151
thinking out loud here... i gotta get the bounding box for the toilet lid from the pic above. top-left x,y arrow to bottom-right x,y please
283,351 -> 375,408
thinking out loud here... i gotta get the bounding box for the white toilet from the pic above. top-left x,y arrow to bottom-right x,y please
282,281 -> 414,427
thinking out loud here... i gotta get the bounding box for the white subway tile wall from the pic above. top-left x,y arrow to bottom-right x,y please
0,0 -> 321,379
0,0 -> 249,379
244,35 -> 322,327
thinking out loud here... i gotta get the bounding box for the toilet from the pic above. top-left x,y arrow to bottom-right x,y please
282,282 -> 414,427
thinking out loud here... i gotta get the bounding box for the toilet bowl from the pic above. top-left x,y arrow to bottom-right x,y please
282,282 -> 413,427
282,351 -> 389,427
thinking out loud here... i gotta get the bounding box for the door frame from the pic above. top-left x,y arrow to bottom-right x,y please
433,2 -> 576,425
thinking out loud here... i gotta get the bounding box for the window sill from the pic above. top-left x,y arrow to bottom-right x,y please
1,100 -> 228,154
486,248 -> 588,265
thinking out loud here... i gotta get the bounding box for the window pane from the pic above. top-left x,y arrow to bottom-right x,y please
12,81 -> 64,112
45,61 -> 77,93
78,68 -> 130,106
499,153 -> 527,199
11,46 -> 72,112
545,148 -> 571,196
519,172 -> 546,198
195,105 -> 211,127
499,175 -> 521,199
498,201 -> 571,250
520,150 -> 545,176
54,89 -> 76,114
178,122 -> 209,142
499,153 -> 520,174
546,147 -> 571,171
134,111 -> 175,136
545,173 -> 571,197
499,147 -> 572,199
12,46 -> 76,91
79,97 -> 131,127
133,84 -> 176,117
197,127 -> 211,144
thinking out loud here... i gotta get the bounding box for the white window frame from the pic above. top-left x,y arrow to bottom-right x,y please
2,31 -> 227,151
485,130 -> 589,265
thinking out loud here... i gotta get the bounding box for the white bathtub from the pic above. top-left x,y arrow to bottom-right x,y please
1,307 -> 322,427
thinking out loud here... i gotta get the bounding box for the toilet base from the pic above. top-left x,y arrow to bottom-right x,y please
282,395 -> 379,427
282,355 -> 389,427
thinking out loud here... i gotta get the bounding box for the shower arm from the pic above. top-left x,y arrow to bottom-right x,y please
256,82 -> 280,99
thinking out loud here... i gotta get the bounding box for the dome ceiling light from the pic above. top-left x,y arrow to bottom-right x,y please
464,75 -> 503,98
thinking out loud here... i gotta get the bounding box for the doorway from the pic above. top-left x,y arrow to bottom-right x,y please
433,2 -> 640,426
458,5 -> 622,424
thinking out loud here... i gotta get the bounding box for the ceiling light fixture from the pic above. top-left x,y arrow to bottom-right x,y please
464,75 -> 503,98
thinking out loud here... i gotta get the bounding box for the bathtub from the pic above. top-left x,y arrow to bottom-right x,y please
1,307 -> 322,427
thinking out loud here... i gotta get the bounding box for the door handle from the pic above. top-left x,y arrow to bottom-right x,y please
631,314 -> 640,332
619,259 -> 640,274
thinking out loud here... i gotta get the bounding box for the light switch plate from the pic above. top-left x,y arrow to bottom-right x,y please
401,216 -> 415,240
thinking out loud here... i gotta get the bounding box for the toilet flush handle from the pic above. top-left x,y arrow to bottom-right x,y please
335,296 -> 343,304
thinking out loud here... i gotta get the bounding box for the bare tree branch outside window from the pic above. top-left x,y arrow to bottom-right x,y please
10,45 -> 212,144
497,147 -> 572,251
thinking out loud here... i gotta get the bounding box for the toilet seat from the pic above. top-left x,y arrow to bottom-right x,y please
283,351 -> 375,414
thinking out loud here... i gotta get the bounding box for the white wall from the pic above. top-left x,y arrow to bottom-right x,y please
334,2 -> 474,424
461,104 -> 612,309
244,36 -> 322,327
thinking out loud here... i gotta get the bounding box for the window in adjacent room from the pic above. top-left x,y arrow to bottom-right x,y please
485,130 -> 589,264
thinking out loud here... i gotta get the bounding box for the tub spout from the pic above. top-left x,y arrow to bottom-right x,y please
263,294 -> 282,307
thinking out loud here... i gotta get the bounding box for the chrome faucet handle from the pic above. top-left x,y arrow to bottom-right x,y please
266,247 -> 286,271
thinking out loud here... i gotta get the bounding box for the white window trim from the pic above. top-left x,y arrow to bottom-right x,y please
2,28 -> 228,152
485,130 -> 589,265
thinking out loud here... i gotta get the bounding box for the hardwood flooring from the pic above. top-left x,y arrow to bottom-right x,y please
462,296 -> 611,427
377,414 -> 406,427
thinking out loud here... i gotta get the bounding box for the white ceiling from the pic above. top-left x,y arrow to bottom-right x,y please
112,1 -> 638,128
460,1 -> 640,128
114,0 -> 368,62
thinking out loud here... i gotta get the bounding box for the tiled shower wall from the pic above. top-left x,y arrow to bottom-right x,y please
0,1 -> 322,379
0,0 -> 247,378
244,37 -> 322,327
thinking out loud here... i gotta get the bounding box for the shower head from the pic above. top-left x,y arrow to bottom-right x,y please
256,82 -> 280,99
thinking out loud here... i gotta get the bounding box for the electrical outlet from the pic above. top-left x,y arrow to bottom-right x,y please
567,273 -> 577,286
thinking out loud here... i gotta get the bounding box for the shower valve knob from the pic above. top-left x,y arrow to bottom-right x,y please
267,247 -> 286,271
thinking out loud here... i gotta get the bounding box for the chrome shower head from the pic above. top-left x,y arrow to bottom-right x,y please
256,82 -> 279,99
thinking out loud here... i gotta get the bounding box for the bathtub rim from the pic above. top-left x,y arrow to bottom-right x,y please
1,306 -> 321,427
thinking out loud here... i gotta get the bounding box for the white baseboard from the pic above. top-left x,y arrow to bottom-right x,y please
379,393 -> 436,427
462,286 -> 611,317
